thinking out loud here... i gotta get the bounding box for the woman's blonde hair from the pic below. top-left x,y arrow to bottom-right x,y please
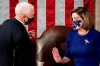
70,7 -> 94,30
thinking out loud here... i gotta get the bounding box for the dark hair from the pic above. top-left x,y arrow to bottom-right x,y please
70,7 -> 94,30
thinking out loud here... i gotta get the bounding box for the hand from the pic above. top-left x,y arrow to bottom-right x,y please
52,47 -> 61,63
28,30 -> 35,39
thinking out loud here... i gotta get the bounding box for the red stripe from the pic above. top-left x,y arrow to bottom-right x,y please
9,0 -> 19,19
65,0 -> 74,28
28,0 -> 37,38
84,0 -> 95,22
46,0 -> 55,29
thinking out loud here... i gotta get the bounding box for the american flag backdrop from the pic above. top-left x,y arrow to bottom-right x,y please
0,0 -> 95,38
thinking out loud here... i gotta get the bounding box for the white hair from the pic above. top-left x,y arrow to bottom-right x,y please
15,2 -> 34,16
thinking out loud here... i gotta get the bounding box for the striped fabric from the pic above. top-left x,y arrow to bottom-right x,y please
0,0 -> 95,38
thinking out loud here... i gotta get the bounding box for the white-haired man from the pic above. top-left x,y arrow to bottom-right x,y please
0,2 -> 36,66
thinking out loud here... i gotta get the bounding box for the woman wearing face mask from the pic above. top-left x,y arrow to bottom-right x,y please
52,7 -> 100,66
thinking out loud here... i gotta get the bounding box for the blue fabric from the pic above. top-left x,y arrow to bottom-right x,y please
65,28 -> 100,66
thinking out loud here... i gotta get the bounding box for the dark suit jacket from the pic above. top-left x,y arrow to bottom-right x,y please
0,18 -> 36,66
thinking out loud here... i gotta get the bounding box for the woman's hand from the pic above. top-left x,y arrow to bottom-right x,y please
52,47 -> 71,64
52,47 -> 61,63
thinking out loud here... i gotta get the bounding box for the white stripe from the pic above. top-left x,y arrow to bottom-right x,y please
55,0 -> 65,26
37,0 -> 46,66
19,0 -> 28,2
37,0 -> 46,56
0,0 -> 9,24
37,0 -> 46,37
74,0 -> 83,9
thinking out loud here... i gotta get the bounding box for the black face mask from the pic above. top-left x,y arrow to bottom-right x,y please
25,17 -> 34,25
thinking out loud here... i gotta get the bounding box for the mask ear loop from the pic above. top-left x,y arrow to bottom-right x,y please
23,15 -> 29,25
24,15 -> 29,25
80,19 -> 84,28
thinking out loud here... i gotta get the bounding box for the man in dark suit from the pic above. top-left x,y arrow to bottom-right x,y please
0,2 -> 36,66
